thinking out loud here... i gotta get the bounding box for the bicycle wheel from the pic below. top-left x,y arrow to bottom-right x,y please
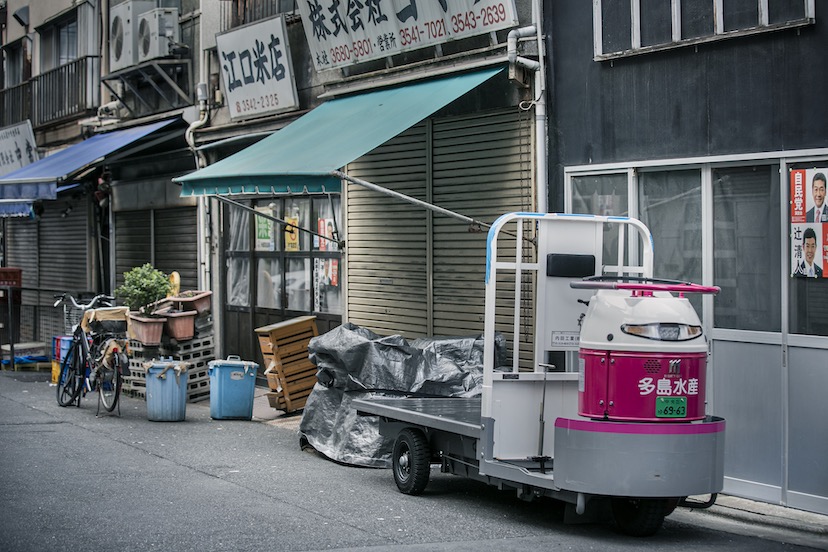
56,342 -> 82,407
97,352 -> 122,413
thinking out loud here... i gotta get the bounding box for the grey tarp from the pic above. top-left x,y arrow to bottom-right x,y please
298,323 -> 506,467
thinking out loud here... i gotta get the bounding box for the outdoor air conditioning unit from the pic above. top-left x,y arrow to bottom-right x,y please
137,8 -> 180,63
110,0 -> 157,71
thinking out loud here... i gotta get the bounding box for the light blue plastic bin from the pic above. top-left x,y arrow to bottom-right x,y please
146,361 -> 188,422
208,356 -> 258,420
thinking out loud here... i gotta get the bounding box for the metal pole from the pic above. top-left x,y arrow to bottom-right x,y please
7,285 -> 14,371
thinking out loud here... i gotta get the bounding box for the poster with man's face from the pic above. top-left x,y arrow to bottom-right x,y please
791,168 -> 828,278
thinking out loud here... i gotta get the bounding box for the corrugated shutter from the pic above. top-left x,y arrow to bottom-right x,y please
346,124 -> 429,338
432,110 -> 535,365
114,210 -> 151,287
38,198 -> 90,294
114,207 -> 198,290
155,207 -> 198,290
345,109 -> 534,351
6,217 -> 39,304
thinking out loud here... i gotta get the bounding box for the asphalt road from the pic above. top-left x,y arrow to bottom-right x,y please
0,370 -> 824,552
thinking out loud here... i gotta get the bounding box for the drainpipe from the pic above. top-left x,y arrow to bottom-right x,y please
186,83 -> 210,169
508,20 -> 548,214
186,83 -> 210,294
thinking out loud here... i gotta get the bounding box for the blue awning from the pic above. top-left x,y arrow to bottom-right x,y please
0,200 -> 33,217
0,119 -> 177,200
174,68 -> 502,196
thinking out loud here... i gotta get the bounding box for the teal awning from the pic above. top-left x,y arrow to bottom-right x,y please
175,68 -> 502,196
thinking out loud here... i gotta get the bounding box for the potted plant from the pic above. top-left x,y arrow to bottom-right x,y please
169,289 -> 213,314
153,303 -> 198,341
116,263 -> 172,346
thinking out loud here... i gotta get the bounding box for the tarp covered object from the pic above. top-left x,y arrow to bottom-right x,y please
298,323 -> 506,467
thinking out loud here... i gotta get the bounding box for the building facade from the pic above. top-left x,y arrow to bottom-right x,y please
547,0 -> 827,515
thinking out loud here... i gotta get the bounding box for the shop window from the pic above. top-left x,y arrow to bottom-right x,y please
639,170 -> 702,313
224,195 -> 342,315
789,164 -> 828,336
226,206 -> 250,307
713,166 -> 781,332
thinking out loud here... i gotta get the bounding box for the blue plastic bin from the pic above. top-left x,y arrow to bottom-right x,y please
208,356 -> 258,420
146,360 -> 188,422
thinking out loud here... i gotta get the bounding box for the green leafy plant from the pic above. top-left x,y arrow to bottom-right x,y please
115,263 -> 172,314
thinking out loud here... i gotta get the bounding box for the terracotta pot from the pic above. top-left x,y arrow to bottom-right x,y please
169,290 -> 212,314
164,310 -> 197,341
128,312 -> 167,346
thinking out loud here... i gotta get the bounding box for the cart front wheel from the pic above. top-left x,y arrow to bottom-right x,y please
611,497 -> 668,537
392,428 -> 430,495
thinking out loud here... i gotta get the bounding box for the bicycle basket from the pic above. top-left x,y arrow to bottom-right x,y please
82,307 -> 129,335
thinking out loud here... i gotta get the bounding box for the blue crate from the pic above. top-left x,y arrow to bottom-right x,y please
208,356 -> 258,420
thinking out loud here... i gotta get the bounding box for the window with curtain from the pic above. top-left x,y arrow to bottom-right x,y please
571,173 -> 629,269
224,195 -> 342,314
712,166 -> 781,331
639,169 -> 703,314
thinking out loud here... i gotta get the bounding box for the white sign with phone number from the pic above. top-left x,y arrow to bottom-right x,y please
299,0 -> 518,71
216,16 -> 299,121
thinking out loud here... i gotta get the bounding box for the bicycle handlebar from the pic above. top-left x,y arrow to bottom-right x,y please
53,293 -> 115,310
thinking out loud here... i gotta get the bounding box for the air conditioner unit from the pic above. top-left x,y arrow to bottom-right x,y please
137,8 -> 180,63
110,0 -> 157,71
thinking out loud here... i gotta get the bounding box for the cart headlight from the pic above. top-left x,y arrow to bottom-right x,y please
620,323 -> 703,341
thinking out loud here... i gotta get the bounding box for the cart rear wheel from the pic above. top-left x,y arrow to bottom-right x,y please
611,497 -> 668,537
392,428 -> 430,495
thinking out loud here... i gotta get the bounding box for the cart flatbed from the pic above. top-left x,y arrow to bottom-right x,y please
353,396 -> 481,439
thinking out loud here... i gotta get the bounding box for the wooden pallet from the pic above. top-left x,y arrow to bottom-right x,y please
255,316 -> 318,413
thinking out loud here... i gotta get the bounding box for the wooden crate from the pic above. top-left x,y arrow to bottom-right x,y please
255,316 -> 318,413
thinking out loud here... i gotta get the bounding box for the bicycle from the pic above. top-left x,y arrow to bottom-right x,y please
54,293 -> 130,416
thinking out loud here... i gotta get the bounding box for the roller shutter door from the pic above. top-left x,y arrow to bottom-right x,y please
345,109 -> 534,349
114,211 -> 151,287
155,208 -> 198,290
431,110 -> 535,364
346,124 -> 429,338
114,207 -> 198,290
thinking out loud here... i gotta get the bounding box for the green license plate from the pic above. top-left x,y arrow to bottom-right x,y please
656,396 -> 687,418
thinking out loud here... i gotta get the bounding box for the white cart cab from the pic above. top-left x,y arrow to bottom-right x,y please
354,213 -> 725,537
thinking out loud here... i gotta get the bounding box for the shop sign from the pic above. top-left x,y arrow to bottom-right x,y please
0,121 -> 38,176
298,0 -> 518,71
216,16 -> 299,121
790,167 -> 828,278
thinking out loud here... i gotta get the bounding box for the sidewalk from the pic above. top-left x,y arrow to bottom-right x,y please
246,387 -> 828,549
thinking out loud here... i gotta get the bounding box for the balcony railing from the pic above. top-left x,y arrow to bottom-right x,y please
32,56 -> 100,127
0,81 -> 32,128
219,0 -> 297,33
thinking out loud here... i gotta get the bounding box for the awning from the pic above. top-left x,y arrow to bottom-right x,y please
0,184 -> 83,219
0,118 -> 177,201
175,68 -> 502,196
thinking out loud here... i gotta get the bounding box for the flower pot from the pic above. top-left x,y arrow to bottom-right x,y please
169,290 -> 212,314
128,312 -> 167,346
163,310 -> 198,341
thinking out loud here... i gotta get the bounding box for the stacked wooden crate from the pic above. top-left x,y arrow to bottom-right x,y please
255,316 -> 318,413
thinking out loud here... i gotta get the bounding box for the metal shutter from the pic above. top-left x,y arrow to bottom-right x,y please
155,207 -> 198,291
114,210 -> 151,287
345,124 -> 429,338
114,207 -> 198,290
344,109 -> 534,348
432,110 -> 535,365
6,197 -> 89,339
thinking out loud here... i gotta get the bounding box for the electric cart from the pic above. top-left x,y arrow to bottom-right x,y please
353,212 -> 725,536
